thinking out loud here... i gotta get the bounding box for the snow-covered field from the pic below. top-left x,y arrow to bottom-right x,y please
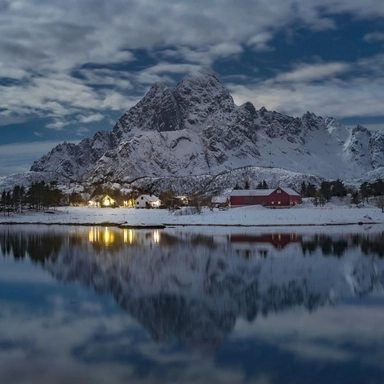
1,198 -> 383,227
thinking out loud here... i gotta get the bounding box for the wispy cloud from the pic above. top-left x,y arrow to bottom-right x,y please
247,32 -> 275,52
228,56 -> 384,119
274,62 -> 350,83
363,32 -> 384,42
78,113 -> 104,124
76,127 -> 90,136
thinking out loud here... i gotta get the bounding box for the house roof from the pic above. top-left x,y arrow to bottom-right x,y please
279,187 -> 301,196
89,194 -> 115,203
136,194 -> 160,202
211,196 -> 229,203
230,189 -> 273,196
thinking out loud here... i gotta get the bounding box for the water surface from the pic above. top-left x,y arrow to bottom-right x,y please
1,225 -> 384,384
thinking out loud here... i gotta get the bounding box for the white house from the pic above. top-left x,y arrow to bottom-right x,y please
135,194 -> 161,209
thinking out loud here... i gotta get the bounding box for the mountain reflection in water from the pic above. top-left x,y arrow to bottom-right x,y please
1,225 -> 384,354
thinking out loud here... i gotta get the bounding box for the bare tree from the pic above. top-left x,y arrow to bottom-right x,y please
189,193 -> 204,214
376,196 -> 384,213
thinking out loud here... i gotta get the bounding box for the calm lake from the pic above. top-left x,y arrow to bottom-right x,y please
1,224 -> 384,384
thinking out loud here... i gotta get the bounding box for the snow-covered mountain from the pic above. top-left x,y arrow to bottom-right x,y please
26,68 -> 384,190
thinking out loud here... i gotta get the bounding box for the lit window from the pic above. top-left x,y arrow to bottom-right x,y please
277,190 -> 281,193
278,201 -> 281,204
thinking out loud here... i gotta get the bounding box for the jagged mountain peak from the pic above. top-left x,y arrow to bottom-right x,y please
28,67 -> 384,187
241,101 -> 257,117
352,124 -> 371,135
173,67 -> 235,129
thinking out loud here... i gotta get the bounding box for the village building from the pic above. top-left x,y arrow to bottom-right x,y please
174,196 -> 190,206
135,194 -> 161,209
88,194 -> 117,208
211,195 -> 230,210
230,187 -> 301,208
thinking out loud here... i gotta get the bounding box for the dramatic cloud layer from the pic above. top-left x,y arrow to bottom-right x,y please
0,0 -> 384,175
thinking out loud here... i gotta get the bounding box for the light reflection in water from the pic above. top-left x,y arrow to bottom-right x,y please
88,227 -> 115,246
123,229 -> 136,244
1,226 -> 384,384
153,230 -> 160,243
87,227 -> 161,247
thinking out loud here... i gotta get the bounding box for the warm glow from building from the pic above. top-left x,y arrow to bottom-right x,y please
123,199 -> 135,208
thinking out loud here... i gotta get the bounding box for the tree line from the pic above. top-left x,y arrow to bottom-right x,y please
300,178 -> 384,208
1,181 -> 63,215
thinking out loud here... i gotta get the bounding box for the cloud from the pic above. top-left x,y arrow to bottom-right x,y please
0,0 -> 383,132
77,68 -> 133,89
273,62 -> 351,83
247,32 -> 275,52
363,32 -> 384,42
78,113 -> 104,124
46,119 -> 70,130
228,56 -> 384,119
209,42 -> 243,57
318,0 -> 384,18
234,303 -> 384,367
76,127 -> 90,136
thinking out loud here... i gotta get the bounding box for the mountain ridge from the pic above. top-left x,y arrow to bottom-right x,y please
25,68 -> 384,190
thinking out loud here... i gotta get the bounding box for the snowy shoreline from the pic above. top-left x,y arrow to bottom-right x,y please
1,200 -> 384,228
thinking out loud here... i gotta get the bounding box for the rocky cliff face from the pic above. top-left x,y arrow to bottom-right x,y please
30,68 -> 384,185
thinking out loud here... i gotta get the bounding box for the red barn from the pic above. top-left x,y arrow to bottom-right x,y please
230,187 -> 301,208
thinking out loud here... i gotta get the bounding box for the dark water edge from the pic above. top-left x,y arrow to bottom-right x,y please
1,225 -> 384,384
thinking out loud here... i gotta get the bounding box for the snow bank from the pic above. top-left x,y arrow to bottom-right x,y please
1,200 -> 384,227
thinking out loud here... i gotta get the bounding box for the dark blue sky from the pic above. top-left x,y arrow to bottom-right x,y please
1,1 -> 384,176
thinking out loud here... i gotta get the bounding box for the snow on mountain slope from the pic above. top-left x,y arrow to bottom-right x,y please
22,67 -> 384,189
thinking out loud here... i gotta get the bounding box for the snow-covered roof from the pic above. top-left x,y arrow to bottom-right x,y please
280,187 -> 301,196
230,189 -> 272,196
136,194 -> 159,202
211,196 -> 229,203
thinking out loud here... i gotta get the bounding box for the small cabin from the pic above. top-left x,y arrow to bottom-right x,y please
211,195 -> 230,210
135,194 -> 161,209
